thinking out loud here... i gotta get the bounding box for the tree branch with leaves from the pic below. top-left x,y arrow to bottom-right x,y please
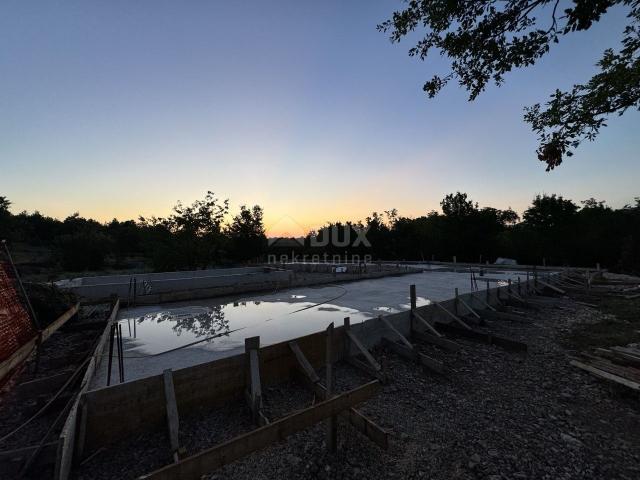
379,0 -> 640,169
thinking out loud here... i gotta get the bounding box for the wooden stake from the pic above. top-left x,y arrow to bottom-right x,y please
325,323 -> 336,453
411,310 -> 442,338
163,369 -> 181,463
138,382 -> 380,480
433,302 -> 471,330
380,315 -> 413,349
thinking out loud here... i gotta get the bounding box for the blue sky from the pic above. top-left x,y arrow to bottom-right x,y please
1,1 -> 638,235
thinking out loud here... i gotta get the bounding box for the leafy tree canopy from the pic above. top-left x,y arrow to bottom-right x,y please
379,0 -> 640,169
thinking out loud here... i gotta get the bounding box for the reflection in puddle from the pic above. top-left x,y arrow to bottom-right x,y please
118,299 -> 370,357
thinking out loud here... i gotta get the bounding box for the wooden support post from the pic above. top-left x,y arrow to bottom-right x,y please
344,329 -> 382,374
289,342 -> 388,449
486,281 -> 490,303
411,330 -> 460,352
469,292 -> 497,312
410,285 -> 417,310
411,310 -> 442,338
138,382 -> 381,480
454,288 -> 459,316
538,280 -> 565,295
433,301 -> 471,330
379,316 -> 444,374
162,369 -> 181,463
380,315 -> 412,349
380,337 -> 444,375
434,322 -> 528,353
458,295 -> 481,320
325,323 -> 337,453
289,341 -> 320,384
409,285 -> 417,331
244,337 -> 267,426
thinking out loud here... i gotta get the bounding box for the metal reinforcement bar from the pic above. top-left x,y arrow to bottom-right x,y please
56,299 -> 120,480
138,381 -> 380,480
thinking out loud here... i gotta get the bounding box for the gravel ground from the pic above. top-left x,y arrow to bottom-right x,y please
0,304 -> 109,479
76,295 -> 640,480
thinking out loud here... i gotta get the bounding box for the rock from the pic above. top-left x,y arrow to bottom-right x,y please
560,433 -> 583,447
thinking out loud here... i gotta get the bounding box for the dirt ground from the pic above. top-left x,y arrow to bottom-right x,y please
74,290 -> 640,480
0,305 -> 109,479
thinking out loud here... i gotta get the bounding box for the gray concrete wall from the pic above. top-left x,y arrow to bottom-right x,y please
59,267 -> 290,302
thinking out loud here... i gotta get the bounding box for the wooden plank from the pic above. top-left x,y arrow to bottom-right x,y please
138,381 -> 381,480
611,346 -> 640,360
380,316 -> 413,349
289,341 -> 320,383
83,326 -> 340,452
411,311 -> 442,337
325,323 -> 336,453
478,309 -> 531,324
434,322 -> 528,353
0,337 -> 37,383
434,302 -> 471,330
571,360 -> 640,391
381,337 -> 444,374
345,330 -> 381,372
249,350 -> 263,422
469,292 -> 497,312
411,330 -> 461,352
290,366 -> 388,450
347,357 -> 383,381
458,297 -> 481,319
42,303 -> 80,341
594,348 -> 640,368
0,302 -> 81,393
538,280 -> 565,295
163,369 -> 181,463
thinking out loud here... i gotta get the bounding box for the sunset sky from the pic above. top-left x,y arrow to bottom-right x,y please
2,1 -> 638,237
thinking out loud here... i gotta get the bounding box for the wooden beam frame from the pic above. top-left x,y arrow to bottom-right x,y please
163,369 -> 182,463
433,301 -> 471,330
469,292 -> 497,312
411,330 -> 460,352
538,280 -> 566,295
138,381 -> 381,480
457,296 -> 481,320
0,303 -> 79,383
380,337 -> 444,375
325,323 -> 336,453
411,310 -> 442,338
288,343 -> 388,450
343,319 -> 383,381
434,322 -> 527,353
244,337 -> 268,426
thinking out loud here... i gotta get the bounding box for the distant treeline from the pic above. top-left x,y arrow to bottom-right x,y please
1,191 -> 639,275
0,192 -> 267,274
